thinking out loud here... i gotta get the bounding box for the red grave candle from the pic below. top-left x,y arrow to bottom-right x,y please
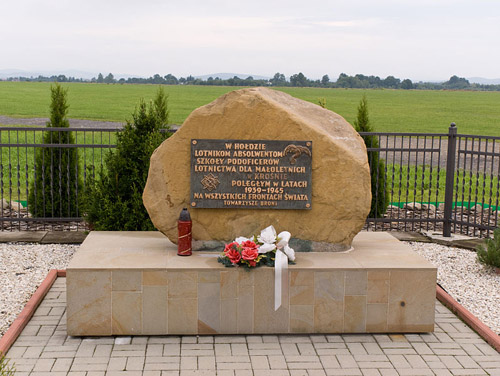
177,208 -> 192,256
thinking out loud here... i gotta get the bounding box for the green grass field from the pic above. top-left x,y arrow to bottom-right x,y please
1,82 -> 500,135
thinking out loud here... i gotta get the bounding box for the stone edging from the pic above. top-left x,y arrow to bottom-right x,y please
0,269 -> 66,355
436,285 -> 500,352
1,269 -> 498,356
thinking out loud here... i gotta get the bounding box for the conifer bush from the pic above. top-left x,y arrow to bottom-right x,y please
83,88 -> 170,230
0,352 -> 15,376
28,83 -> 82,217
477,228 -> 500,268
354,95 -> 389,218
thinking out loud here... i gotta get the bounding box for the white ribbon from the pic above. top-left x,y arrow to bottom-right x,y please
274,249 -> 289,311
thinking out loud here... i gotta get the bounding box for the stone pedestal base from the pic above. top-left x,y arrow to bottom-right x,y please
66,232 -> 436,336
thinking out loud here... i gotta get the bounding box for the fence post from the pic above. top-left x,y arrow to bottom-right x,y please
443,123 -> 457,237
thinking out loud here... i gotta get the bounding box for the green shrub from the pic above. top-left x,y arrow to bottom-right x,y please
477,228 -> 500,268
82,87 -> 170,230
354,95 -> 389,218
0,352 -> 15,376
28,83 -> 82,217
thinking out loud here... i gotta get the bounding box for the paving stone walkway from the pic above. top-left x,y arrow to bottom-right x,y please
5,278 -> 500,376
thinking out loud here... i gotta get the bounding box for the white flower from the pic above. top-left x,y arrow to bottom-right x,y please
258,242 -> 276,253
234,236 -> 249,244
276,231 -> 291,249
258,225 -> 277,244
257,225 -> 277,253
283,245 -> 295,262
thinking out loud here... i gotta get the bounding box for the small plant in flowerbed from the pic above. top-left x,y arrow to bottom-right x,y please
218,225 -> 296,269
477,227 -> 500,269
0,352 -> 15,376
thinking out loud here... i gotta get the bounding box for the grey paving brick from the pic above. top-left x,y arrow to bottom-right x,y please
337,355 -> 358,369
250,355 -> 269,369
288,362 -> 324,369
347,343 -> 368,355
198,336 -> 214,344
357,361 -> 393,369
326,335 -> 345,343
33,357 -> 55,372
353,355 -> 388,362
387,354 -> 411,368
126,356 -> 146,370
360,370 -> 381,376
439,355 -> 463,369
411,342 -> 434,355
280,335 -> 313,343
245,335 -> 263,343
379,370 -> 399,376
324,369 -> 362,375
281,343 -> 300,356
180,356 -> 197,370
215,356 -> 250,363
230,343 -> 248,355
311,335 -> 328,343
216,362 -> 252,370
320,355 -> 340,369
405,354 -> 428,368
316,348 -> 351,356
362,343 -> 384,355
298,343 -> 316,355
144,363 -> 180,371
107,356 -> 127,371
396,368 -> 434,375
269,355 -> 288,369
253,370 -> 290,376
198,355 -> 216,370
448,369 -> 487,375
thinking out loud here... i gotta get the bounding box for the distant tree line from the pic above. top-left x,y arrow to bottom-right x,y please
5,72 -> 500,91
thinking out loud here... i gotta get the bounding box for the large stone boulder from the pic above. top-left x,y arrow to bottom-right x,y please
143,87 -> 371,251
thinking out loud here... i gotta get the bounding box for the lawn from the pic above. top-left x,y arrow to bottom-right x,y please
1,82 -> 500,135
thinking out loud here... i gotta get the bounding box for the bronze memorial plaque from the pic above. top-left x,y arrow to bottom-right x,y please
190,139 -> 312,209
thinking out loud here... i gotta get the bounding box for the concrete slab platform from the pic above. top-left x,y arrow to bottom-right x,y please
67,231 -> 437,336
40,231 -> 88,244
0,231 -> 47,243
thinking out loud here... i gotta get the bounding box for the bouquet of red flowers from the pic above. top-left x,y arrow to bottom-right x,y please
217,225 -> 296,269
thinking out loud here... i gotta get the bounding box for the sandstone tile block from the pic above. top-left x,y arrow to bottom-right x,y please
143,286 -> 168,335
290,284 -> 314,305
253,269 -> 289,333
314,299 -> 343,333
167,272 -> 197,299
366,303 -> 388,332
168,298 -> 198,334
221,271 -> 238,299
143,271 -> 168,286
112,291 -> 142,335
388,270 -> 436,332
290,305 -> 314,333
112,270 -> 142,291
198,282 -> 221,334
367,272 -> 390,304
344,296 -> 367,333
66,270 -> 112,336
345,271 -> 367,296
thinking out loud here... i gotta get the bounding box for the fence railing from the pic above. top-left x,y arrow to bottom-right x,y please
1,124 -> 499,237
363,123 -> 500,238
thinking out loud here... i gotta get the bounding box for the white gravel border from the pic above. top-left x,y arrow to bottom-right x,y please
0,241 -> 499,338
406,241 -> 500,335
0,242 -> 78,337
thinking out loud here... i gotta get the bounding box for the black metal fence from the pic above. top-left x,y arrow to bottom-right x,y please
1,124 -> 499,237
364,123 -> 500,238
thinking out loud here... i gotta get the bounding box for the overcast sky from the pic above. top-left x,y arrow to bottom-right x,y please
2,0 -> 499,81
